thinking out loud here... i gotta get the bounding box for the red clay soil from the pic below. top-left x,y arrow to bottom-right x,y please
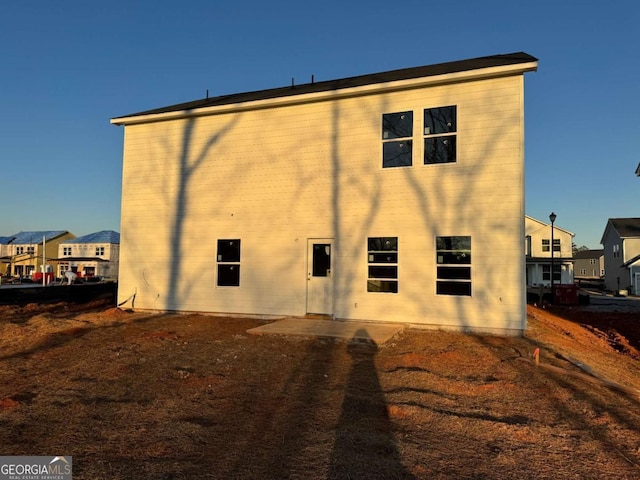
0,299 -> 639,479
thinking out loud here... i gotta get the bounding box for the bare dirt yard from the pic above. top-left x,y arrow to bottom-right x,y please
1,298 -> 640,479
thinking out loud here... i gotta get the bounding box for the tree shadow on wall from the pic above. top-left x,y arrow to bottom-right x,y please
166,113 -> 239,310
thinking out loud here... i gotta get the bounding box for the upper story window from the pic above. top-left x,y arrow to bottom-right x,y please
542,239 -> 560,252
217,239 -> 241,287
589,258 -> 596,265
613,244 -> 620,258
382,111 -> 413,168
96,246 -> 105,256
382,106 -> 458,168
63,247 -> 72,256
16,246 -> 24,255
424,106 -> 456,164
26,246 -> 35,254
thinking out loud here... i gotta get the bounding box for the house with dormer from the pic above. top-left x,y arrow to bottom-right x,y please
111,52 -> 538,335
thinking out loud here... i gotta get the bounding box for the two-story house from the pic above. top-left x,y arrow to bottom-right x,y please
111,52 -> 538,335
573,249 -> 604,286
1,231 -> 75,279
0,236 -> 16,276
600,218 -> 640,295
525,216 -> 574,288
57,230 -> 120,280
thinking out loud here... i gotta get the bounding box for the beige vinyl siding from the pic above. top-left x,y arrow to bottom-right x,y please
118,74 -> 527,332
624,239 -> 640,262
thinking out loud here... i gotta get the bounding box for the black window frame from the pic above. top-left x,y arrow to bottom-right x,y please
382,111 -> 413,168
424,105 -> 457,165
367,237 -> 398,293
436,236 -> 471,296
217,239 -> 241,287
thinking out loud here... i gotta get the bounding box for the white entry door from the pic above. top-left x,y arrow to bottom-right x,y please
307,239 -> 334,315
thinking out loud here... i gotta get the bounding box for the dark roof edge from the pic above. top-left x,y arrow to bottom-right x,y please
113,52 -> 537,121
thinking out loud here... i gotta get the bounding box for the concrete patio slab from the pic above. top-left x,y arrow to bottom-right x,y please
247,317 -> 405,345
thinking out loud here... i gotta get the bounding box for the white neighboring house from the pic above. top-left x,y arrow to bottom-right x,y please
525,216 -> 574,287
600,218 -> 640,295
111,52 -> 538,335
58,231 -> 120,280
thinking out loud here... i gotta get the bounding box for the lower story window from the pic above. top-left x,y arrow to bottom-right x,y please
436,236 -> 471,296
542,264 -> 561,282
367,237 -> 398,293
217,239 -> 241,287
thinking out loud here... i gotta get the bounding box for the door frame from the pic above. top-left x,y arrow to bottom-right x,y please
306,238 -> 334,316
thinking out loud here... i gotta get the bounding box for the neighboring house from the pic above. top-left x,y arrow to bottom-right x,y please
57,230 -> 120,279
525,216 -> 574,287
573,249 -> 604,284
600,218 -> 640,294
1,231 -> 75,278
0,236 -> 17,275
111,52 -> 538,335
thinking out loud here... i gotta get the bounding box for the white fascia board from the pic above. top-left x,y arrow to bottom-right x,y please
111,61 -> 538,126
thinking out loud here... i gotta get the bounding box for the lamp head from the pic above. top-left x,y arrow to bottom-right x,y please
549,212 -> 557,224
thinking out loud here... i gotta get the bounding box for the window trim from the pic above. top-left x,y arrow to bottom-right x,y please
367,237 -> 398,293
216,239 -> 241,287
423,105 -> 457,165
542,264 -> 561,282
436,236 -> 471,296
382,111 -> 413,168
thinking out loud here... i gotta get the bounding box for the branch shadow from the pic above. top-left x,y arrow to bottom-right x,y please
166,113 -> 240,310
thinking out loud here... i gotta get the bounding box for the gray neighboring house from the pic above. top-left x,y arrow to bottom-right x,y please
600,218 -> 640,295
573,249 -> 604,285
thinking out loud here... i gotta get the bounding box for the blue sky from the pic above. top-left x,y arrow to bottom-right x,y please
1,1 -> 638,248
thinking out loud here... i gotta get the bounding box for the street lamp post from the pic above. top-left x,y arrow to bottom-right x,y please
549,212 -> 557,304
